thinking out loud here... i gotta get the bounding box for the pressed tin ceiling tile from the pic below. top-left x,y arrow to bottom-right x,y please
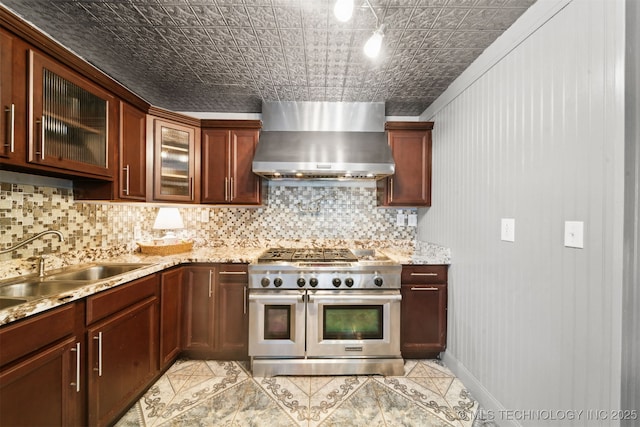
0,0 -> 534,115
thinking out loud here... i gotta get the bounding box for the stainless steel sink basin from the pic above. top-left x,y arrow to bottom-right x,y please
0,263 -> 153,307
0,280 -> 88,298
0,297 -> 29,310
44,263 -> 152,281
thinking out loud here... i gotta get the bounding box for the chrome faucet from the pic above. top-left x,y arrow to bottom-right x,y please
0,230 -> 65,255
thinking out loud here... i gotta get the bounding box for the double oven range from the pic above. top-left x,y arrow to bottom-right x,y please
248,248 -> 404,376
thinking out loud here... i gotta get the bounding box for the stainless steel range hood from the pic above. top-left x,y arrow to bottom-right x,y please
253,102 -> 394,180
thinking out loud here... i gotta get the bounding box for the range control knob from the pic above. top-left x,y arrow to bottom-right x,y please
373,276 -> 384,287
332,278 -> 342,287
309,278 -> 319,287
261,277 -> 270,288
345,278 -> 354,287
273,277 -> 283,287
297,277 -> 306,287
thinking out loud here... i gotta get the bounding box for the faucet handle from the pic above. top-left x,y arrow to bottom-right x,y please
38,255 -> 47,277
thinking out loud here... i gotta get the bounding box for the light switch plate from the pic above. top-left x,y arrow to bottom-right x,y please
407,213 -> 418,227
564,221 -> 584,248
201,210 -> 209,222
396,211 -> 406,226
501,218 -> 515,242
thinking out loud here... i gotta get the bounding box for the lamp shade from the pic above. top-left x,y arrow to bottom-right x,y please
364,25 -> 385,58
333,0 -> 353,22
153,207 -> 184,230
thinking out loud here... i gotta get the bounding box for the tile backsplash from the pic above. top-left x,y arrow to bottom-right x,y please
1,179 -> 417,260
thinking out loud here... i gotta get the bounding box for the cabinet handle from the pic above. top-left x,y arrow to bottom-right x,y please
410,272 -> 438,277
208,270 -> 213,298
70,342 -> 81,392
230,177 -> 234,201
93,332 -> 103,377
410,287 -> 439,291
4,104 -> 15,153
389,177 -> 394,201
35,119 -> 45,160
224,177 -> 229,201
123,165 -> 130,195
189,177 -> 194,200
219,271 -> 247,275
243,285 -> 247,315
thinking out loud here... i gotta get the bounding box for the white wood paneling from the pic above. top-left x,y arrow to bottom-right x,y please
418,0 -> 626,424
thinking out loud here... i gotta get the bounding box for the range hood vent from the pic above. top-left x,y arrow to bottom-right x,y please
252,131 -> 394,180
253,102 -> 393,180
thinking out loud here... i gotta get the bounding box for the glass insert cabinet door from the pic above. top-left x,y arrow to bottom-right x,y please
153,119 -> 196,202
28,50 -> 114,177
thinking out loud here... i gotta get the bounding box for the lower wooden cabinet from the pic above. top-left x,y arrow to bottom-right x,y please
160,267 -> 183,369
86,274 -> 159,427
0,302 -> 85,427
182,264 -> 249,359
400,265 -> 448,358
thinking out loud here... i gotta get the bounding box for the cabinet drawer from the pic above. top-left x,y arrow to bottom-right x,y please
401,265 -> 448,284
86,274 -> 158,325
0,303 -> 76,367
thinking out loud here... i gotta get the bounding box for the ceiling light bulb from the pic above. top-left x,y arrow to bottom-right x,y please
364,25 -> 385,58
334,0 -> 354,22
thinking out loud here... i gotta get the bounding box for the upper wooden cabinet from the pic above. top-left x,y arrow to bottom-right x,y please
0,28 -> 18,162
201,120 -> 263,205
27,50 -> 117,178
378,122 -> 434,207
118,102 -> 146,200
148,114 -> 201,203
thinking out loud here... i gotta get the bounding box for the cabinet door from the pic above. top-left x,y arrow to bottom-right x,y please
201,129 -> 229,203
215,265 -> 248,359
28,50 -> 116,178
400,283 -> 447,358
0,336 -> 83,427
119,102 -> 146,200
87,297 -> 158,427
386,129 -> 432,206
229,129 -> 261,205
160,267 -> 183,369
0,29 -> 16,160
182,266 -> 216,352
153,119 -> 198,202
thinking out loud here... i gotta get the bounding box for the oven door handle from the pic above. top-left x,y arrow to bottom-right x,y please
248,293 -> 305,302
307,294 -> 402,302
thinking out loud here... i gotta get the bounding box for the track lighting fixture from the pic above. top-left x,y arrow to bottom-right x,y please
333,0 -> 384,59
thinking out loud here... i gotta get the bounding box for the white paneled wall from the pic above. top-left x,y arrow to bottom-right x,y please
418,0 -> 626,425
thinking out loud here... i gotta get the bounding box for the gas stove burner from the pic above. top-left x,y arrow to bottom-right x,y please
257,248 -> 358,263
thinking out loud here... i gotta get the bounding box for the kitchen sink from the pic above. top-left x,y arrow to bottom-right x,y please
0,280 -> 88,298
0,263 -> 153,307
0,297 -> 29,310
44,263 -> 152,281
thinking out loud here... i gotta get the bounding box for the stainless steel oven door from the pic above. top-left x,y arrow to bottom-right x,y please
306,290 -> 401,358
248,289 -> 306,357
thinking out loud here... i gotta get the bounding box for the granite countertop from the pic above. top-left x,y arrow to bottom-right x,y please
0,242 -> 450,326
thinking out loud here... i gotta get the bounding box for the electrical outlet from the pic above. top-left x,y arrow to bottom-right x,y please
201,210 -> 209,222
133,225 -> 142,240
407,213 -> 418,227
501,218 -> 515,242
396,211 -> 406,226
564,221 -> 584,248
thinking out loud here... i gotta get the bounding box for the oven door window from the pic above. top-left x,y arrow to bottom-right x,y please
323,305 -> 383,340
264,305 -> 292,340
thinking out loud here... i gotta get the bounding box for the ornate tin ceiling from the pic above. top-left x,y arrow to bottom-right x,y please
0,0 -> 535,116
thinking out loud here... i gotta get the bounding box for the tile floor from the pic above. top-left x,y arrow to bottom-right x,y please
115,359 -> 480,427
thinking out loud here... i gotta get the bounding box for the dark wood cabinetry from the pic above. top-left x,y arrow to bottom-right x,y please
0,28 -> 18,161
119,101 -> 146,200
0,302 -> 85,427
182,264 -> 249,359
160,267 -> 183,369
201,121 -> 263,205
86,274 -> 159,427
400,265 -> 448,358
379,122 -> 434,207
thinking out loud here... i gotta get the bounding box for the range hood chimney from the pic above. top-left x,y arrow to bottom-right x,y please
253,102 -> 394,180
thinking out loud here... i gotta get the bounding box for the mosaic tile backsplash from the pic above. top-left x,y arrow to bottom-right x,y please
1,181 -> 417,261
